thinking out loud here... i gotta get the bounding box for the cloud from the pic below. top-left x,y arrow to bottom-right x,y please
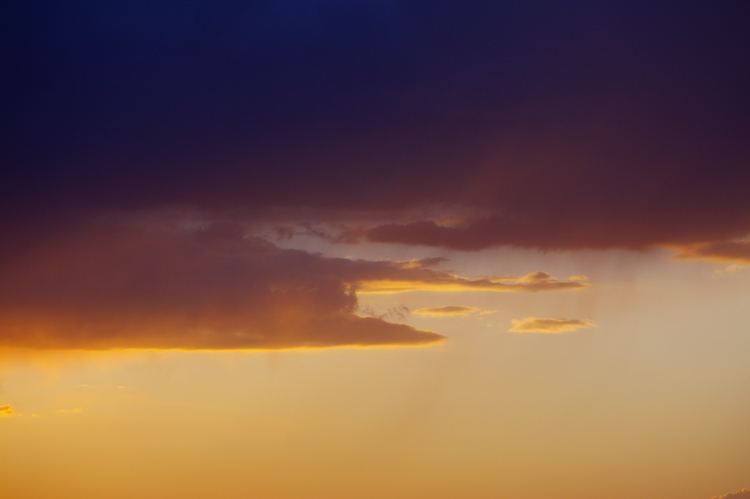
674,241 -> 750,264
413,306 -> 495,317
413,306 -> 478,317
364,215 -> 750,255
0,220 -> 584,350
711,489 -> 750,499
56,408 -> 86,414
0,221 -> 447,350
0,405 -> 14,416
357,267 -> 588,294
508,317 -> 595,334
358,305 -> 410,321
711,263 -> 747,279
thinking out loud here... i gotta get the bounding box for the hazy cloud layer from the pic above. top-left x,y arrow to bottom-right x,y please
0,405 -> 14,416
0,221 -> 584,350
508,318 -> 595,334
711,489 -> 750,499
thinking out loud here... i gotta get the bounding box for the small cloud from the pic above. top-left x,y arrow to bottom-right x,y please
413,306 -> 495,317
0,404 -> 14,417
56,408 -> 86,414
358,305 -> 410,321
397,257 -> 449,269
517,271 -> 552,283
711,489 -> 750,499
712,263 -> 747,279
508,317 -> 595,334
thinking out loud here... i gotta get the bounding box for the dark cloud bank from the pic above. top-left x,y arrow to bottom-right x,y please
0,222 -> 438,349
0,221 -> 583,349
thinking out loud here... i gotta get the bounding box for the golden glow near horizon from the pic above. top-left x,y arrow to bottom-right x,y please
2,245 -> 749,499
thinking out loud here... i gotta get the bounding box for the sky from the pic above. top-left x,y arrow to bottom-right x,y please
1,1 -> 749,498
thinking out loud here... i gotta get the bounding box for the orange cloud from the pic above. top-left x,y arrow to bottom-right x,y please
413,306 -> 496,317
711,489 -> 750,499
674,241 -> 750,264
508,317 -> 595,334
357,268 -> 587,294
413,306 -> 478,316
0,404 -> 14,416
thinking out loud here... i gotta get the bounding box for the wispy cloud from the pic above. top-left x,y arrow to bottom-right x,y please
0,404 -> 14,416
357,268 -> 588,294
508,317 -> 595,334
711,263 -> 747,279
711,489 -> 750,499
413,306 -> 495,317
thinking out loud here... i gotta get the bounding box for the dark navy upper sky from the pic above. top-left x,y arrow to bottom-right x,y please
3,1 -> 750,251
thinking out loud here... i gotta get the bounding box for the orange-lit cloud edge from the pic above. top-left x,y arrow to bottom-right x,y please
671,240 -> 750,264
412,306 -> 496,317
508,317 -> 595,334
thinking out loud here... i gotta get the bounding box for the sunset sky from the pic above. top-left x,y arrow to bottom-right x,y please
1,1 -> 749,498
